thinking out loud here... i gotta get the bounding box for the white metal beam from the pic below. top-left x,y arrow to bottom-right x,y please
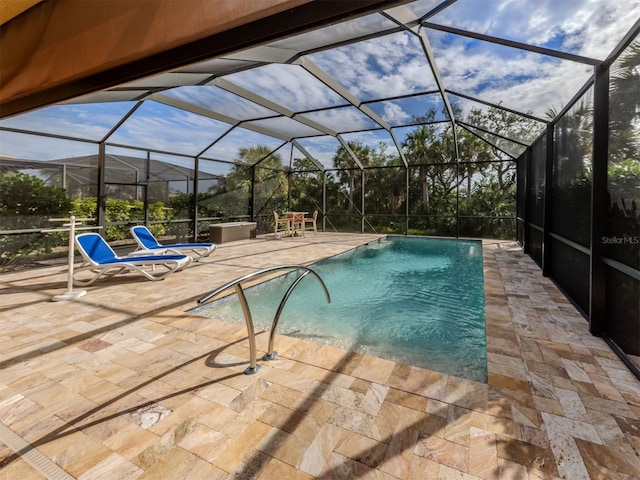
337,134 -> 364,170
291,139 -> 325,171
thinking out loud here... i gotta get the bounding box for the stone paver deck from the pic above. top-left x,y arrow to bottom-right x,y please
0,233 -> 638,479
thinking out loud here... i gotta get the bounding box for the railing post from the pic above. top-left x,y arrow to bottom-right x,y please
234,283 -> 261,374
263,270 -> 312,360
198,265 -> 330,375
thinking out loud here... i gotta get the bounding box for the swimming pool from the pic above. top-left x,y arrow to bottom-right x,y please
195,236 -> 487,382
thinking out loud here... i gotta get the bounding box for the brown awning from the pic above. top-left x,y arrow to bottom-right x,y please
0,0 -> 406,119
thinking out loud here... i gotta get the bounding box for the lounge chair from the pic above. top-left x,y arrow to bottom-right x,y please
130,226 -> 216,261
73,233 -> 192,286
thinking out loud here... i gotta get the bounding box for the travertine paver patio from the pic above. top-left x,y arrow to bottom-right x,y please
0,233 -> 638,479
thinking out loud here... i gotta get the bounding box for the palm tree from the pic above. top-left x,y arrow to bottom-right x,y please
236,145 -> 285,193
457,126 -> 490,211
332,141 -> 370,214
609,41 -> 640,163
403,124 -> 435,213
401,107 -> 457,215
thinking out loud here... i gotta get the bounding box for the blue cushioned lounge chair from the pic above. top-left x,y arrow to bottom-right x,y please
130,226 -> 216,261
73,233 -> 192,286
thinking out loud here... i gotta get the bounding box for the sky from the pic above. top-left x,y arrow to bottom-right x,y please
1,0 -> 638,169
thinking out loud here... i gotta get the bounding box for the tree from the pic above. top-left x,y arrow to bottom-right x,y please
242,146 -> 287,217
0,173 -> 72,265
290,156 -> 323,214
457,126 -> 491,211
402,127 -> 457,235
0,173 -> 71,224
609,41 -> 640,163
332,142 -> 371,215
365,142 -> 405,215
401,109 -> 447,214
607,40 -> 639,267
205,145 -> 286,220
467,105 -> 538,193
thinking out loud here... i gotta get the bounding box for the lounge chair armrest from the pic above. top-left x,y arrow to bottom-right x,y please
128,248 -> 168,256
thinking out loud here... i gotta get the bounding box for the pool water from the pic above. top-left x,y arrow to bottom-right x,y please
196,236 -> 487,382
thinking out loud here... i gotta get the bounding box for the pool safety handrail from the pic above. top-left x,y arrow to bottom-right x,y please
197,265 -> 330,375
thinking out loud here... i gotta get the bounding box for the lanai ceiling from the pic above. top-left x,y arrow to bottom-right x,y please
1,0 -> 639,170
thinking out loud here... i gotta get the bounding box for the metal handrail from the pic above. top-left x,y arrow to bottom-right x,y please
197,265 -> 330,374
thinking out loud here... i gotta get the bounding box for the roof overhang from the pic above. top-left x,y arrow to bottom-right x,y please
0,0 -> 409,119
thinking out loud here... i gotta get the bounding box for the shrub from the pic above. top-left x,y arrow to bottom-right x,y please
0,173 -> 72,265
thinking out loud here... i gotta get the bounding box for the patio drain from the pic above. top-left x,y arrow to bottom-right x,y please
0,422 -> 74,480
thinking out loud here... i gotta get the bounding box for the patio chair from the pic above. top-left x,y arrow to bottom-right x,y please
274,211 -> 291,239
287,211 -> 305,237
73,233 -> 192,286
130,226 -> 216,261
303,210 -> 318,235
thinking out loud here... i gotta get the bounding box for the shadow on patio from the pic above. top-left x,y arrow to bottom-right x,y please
0,234 -> 638,479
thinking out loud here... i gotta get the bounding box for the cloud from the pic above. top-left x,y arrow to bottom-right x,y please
0,130 -> 98,160
3,0 -> 638,164
0,104 -> 131,142
165,86 -> 277,121
296,136 -> 344,167
340,130 -> 398,155
382,102 -> 412,125
301,107 -> 379,133
429,0 -> 640,59
109,102 -> 233,155
225,64 -> 347,111
202,125 -> 285,161
246,116 -> 324,138
428,29 -> 593,116
309,31 -> 438,101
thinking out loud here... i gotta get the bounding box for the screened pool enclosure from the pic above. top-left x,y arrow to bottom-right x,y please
1,1 -> 639,375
